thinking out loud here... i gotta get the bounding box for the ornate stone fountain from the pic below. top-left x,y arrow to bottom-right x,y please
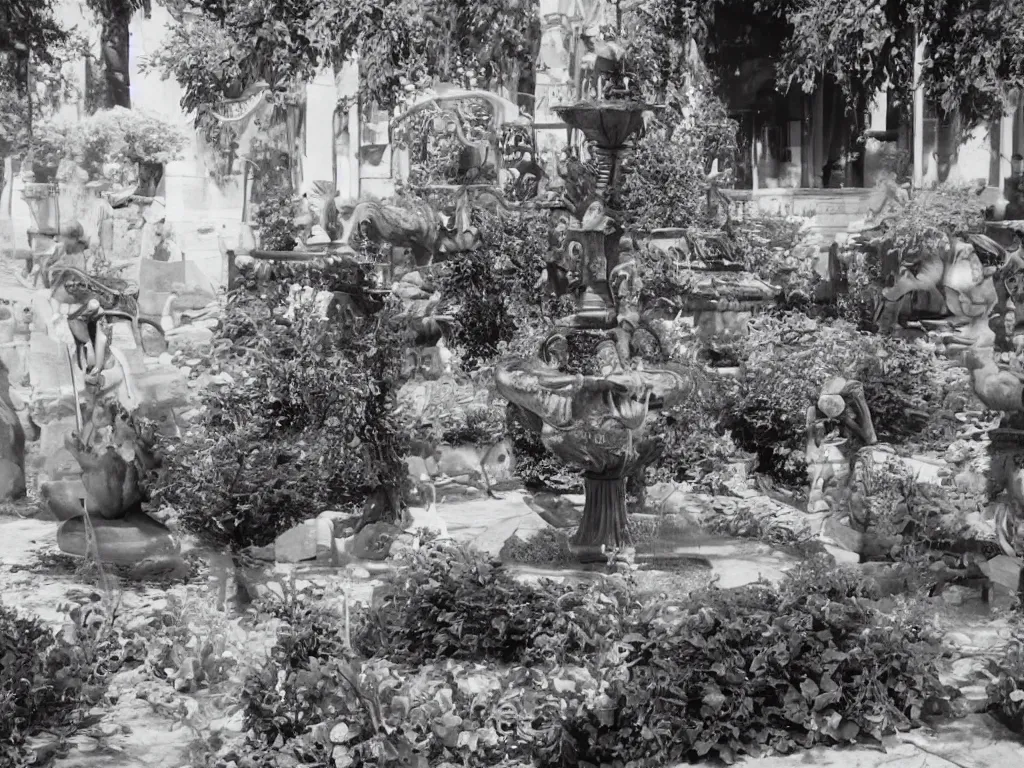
494,40 -> 693,563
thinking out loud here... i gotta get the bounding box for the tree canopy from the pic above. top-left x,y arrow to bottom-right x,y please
0,0 -> 82,158
148,0 -> 540,122
628,0 -> 1024,130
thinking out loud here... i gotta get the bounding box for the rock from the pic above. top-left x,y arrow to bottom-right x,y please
127,555 -> 191,581
348,565 -> 371,580
351,522 -> 402,561
953,468 -> 989,494
822,518 -> 864,555
165,326 -> 215,355
132,366 -> 190,409
243,543 -> 275,562
0,360 -> 26,501
405,504 -> 450,537
35,417 -> 79,479
979,555 -> 1022,592
40,478 -> 88,520
332,536 -> 354,567
316,514 -> 335,561
274,519 -> 319,563
56,513 -> 180,565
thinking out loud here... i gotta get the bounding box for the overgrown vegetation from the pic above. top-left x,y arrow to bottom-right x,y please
200,541 -> 953,768
0,598 -> 126,766
152,260 -> 407,551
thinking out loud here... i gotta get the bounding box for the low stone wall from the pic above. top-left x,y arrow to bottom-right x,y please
725,188 -> 875,237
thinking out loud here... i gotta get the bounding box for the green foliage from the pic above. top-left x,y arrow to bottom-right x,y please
136,593 -> 239,694
504,403 -> 583,493
152,0 -> 539,119
153,264 -> 408,551
987,639 -> 1024,735
353,541 -> 634,666
499,526 -> 576,565
869,184 -> 987,256
0,598 -> 125,766
720,313 -> 941,483
138,13 -> 242,143
215,540 -> 949,768
28,108 -> 187,181
435,206 -> 550,370
618,89 -> 738,234
0,14 -> 84,162
625,0 -> 1024,134
648,367 -> 745,492
252,190 -> 301,251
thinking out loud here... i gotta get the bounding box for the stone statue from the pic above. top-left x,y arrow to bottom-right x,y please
41,267 -> 178,569
323,187 -> 484,267
805,377 -> 878,524
873,231 -> 1004,334
49,266 -> 165,356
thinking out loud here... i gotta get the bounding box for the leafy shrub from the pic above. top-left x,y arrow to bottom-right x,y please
220,543 -> 949,768
435,206 -> 550,370
504,403 -> 583,492
836,184 -> 989,326
243,592 -> 352,747
870,184 -> 987,256
733,214 -> 820,308
153,263 -> 407,550
353,541 -> 634,666
618,88 -> 738,234
1,599 -> 125,766
648,367 -> 744,491
570,558 -> 946,765
252,189 -> 301,251
499,517 -> 698,565
137,593 -> 239,694
720,312 -> 941,484
499,527 -> 576,565
987,639 -> 1024,734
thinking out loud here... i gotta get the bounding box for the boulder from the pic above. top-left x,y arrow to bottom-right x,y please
57,513 -> 179,565
274,519 -> 319,563
40,478 -> 88,520
0,360 -> 26,501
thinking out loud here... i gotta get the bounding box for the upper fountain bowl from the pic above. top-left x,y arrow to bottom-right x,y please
553,102 -> 657,149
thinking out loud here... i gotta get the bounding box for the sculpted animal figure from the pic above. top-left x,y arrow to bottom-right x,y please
321,187 -> 483,266
872,230 -> 1017,334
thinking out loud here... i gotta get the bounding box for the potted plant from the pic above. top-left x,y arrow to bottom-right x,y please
73,109 -> 130,181
26,118 -> 73,183
22,118 -> 76,234
120,109 -> 187,196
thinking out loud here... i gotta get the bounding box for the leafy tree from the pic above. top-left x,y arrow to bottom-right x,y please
84,0 -> 150,109
0,1 -> 80,192
147,0 -> 541,123
627,0 -> 1024,134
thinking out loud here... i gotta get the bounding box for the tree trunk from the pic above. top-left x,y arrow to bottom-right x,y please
100,15 -> 131,109
935,108 -> 959,184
